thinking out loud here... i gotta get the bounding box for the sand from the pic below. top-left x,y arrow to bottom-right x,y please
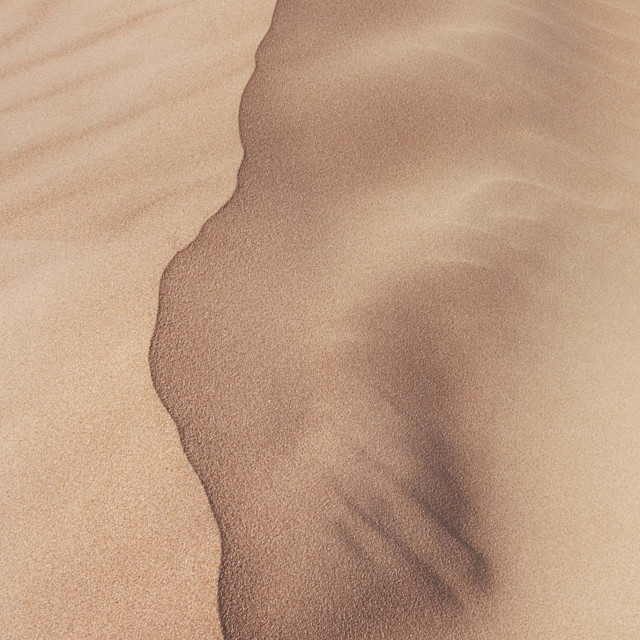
151,1 -> 640,639
1,1 -> 275,638
4,0 -> 640,639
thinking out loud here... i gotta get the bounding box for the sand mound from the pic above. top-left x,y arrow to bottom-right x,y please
151,1 -> 640,639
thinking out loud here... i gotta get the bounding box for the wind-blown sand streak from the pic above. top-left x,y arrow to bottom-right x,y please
151,0 -> 640,639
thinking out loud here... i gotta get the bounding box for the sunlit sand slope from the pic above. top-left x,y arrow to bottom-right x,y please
0,1 -> 275,638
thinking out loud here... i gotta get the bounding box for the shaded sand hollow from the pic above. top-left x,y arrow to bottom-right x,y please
150,1 -> 640,639
1,1 -> 276,638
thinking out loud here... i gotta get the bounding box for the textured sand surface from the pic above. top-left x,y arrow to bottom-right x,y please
0,1 -> 275,638
3,0 -> 640,639
151,1 -> 640,639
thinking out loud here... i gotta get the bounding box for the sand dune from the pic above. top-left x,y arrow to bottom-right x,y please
3,0 -> 639,638
151,1 -> 640,639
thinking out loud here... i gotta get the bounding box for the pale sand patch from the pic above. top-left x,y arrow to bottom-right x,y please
0,1 -> 275,638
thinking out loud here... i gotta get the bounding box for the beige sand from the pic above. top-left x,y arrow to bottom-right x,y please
150,1 -> 640,639
3,0 -> 640,639
1,1 -> 275,638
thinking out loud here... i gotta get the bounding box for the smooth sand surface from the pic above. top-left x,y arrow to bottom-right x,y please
1,1 -> 275,638
150,1 -> 640,639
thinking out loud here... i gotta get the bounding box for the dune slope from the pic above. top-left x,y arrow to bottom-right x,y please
151,1 -> 640,639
